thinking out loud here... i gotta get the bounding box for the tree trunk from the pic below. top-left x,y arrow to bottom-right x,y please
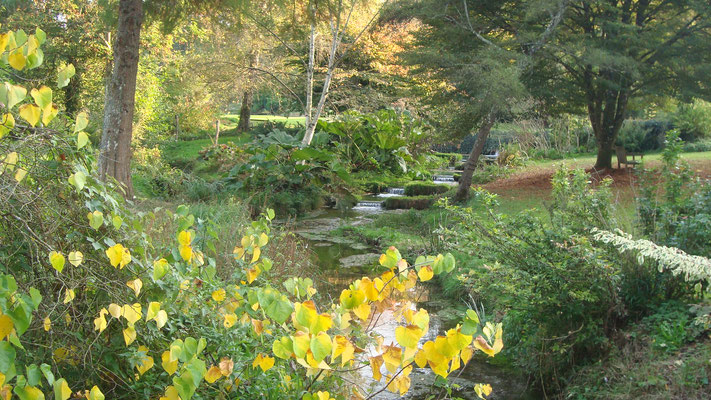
595,137 -> 615,170
98,0 -> 143,199
237,50 -> 259,133
302,20 -> 340,147
236,89 -> 253,132
454,115 -> 495,202
214,119 -> 220,146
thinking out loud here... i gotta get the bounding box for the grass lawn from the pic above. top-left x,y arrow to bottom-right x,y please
221,114 -> 307,129
160,133 -> 251,169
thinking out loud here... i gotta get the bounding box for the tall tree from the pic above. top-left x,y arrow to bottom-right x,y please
98,0 -> 143,198
534,0 -> 711,169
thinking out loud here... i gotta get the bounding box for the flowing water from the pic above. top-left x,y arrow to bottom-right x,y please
292,200 -> 536,399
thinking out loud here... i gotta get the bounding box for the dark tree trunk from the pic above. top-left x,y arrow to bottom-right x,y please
586,70 -> 630,170
454,115 -> 495,202
237,50 -> 260,133
98,0 -> 143,198
236,89 -> 253,132
64,57 -> 81,115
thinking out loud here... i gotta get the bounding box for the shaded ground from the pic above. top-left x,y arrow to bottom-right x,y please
480,155 -> 711,196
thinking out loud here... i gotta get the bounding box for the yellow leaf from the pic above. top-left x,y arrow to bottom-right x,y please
370,355 -> 383,381
291,331 -> 311,359
18,103 -> 40,126
258,232 -> 269,246
49,251 -> 65,273
126,278 -> 143,297
446,328 -> 473,352
180,280 -> 190,290
331,335 -> 355,367
42,103 -> 58,125
223,312 -> 237,328
68,251 -> 83,267
251,246 -> 261,263
252,354 -> 275,372
178,230 -> 191,246
55,378 -> 71,400
105,244 -> 131,269
160,386 -> 180,400
146,302 -> 161,321
414,350 -> 428,368
88,385 -> 105,400
63,288 -> 75,304
211,288 -> 226,302
473,335 -> 495,357
382,345 -> 402,373
94,308 -> 108,333
412,308 -> 430,332
108,303 -> 122,319
122,303 -> 142,326
161,351 -> 178,375
246,268 -> 259,284
0,315 -> 13,339
461,345 -> 474,365
474,383 -> 493,399
219,357 -> 234,376
418,265 -> 434,281
205,366 -> 222,383
13,167 -> 27,182
154,310 -> 168,330
395,325 -> 424,349
123,325 -> 136,346
136,346 -> 154,376
43,316 -> 51,331
179,244 -> 192,262
8,50 -> 26,70
353,303 -> 371,321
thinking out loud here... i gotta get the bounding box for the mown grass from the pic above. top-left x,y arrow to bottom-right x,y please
160,133 -> 251,170
221,114 -> 306,128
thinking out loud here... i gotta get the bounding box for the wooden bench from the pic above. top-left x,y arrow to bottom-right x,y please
616,146 -> 643,169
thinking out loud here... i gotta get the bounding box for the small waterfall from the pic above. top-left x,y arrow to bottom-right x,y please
433,175 -> 455,183
354,200 -> 384,210
376,187 -> 404,198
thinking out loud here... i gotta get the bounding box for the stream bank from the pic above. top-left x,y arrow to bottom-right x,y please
290,202 -> 536,399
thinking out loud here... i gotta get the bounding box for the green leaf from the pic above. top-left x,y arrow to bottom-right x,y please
40,363 -> 54,386
112,215 -> 123,229
13,384 -> 45,400
26,364 -> 41,386
443,253 -> 456,273
74,111 -> 89,133
57,63 -> 75,89
77,131 -> 89,149
258,288 -> 293,324
0,341 -> 16,374
68,171 -> 86,191
272,336 -> 294,359
309,332 -> 332,362
30,86 -> 52,109
0,82 -> 27,110
35,28 -> 46,45
26,48 -> 44,70
29,288 -> 42,309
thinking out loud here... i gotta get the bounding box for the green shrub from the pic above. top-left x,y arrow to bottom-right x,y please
404,182 -> 450,196
672,99 -> 711,142
682,139 -> 711,152
384,195 -> 436,210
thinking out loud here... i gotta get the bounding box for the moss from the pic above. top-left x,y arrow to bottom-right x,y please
383,195 -> 436,210
404,182 -> 450,196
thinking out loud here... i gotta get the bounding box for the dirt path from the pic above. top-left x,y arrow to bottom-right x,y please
478,158 -> 711,198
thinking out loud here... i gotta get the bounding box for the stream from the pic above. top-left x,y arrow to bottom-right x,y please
290,201 -> 537,399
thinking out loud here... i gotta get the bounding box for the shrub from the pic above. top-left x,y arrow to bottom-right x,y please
384,195 -> 436,210
682,139 -> 711,152
637,131 -> 711,258
404,182 -> 450,196
672,99 -> 711,142
0,27 -> 504,399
